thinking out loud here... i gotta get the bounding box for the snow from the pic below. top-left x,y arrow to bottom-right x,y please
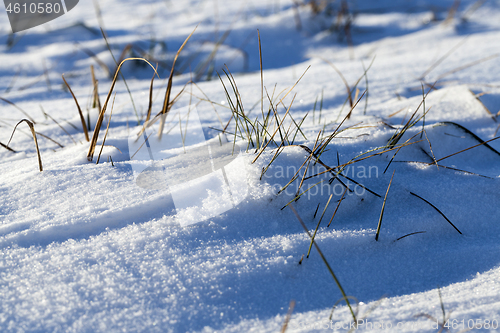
1,0 -> 500,332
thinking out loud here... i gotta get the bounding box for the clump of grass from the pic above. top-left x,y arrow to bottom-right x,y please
8,119 -> 43,171
90,28 -> 196,162
87,57 -> 157,161
214,63 -> 311,161
157,26 -> 198,139
100,28 -> 140,124
218,66 -> 256,150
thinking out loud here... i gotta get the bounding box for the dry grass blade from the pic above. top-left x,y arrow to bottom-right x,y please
277,152 -> 311,195
427,135 -> 500,166
375,170 -> 395,241
383,130 -> 425,174
87,57 -> 157,161
419,36 -> 469,80
280,300 -> 296,333
307,194 -> 333,258
281,178 -> 326,210
144,65 -> 158,125
251,103 -> 292,163
410,192 -> 462,234
394,231 -> 427,242
0,141 -> 16,152
338,172 -> 381,197
470,88 -> 495,120
7,119 -> 42,171
258,29 -> 264,122
224,65 -> 254,144
62,74 -> 90,142
116,44 -> 133,70
158,25 -> 198,139
276,65 -> 311,110
96,93 -> 116,164
327,186 -> 348,227
5,67 -> 21,93
42,59 -> 52,92
217,70 -> 252,146
362,58 -> 373,115
461,0 -> 487,21
315,90 -> 366,160
100,29 -> 139,124
139,80 -> 190,138
443,0 -> 460,25
313,203 -> 321,219
42,108 -> 77,144
394,160 -> 493,179
194,22 -> 234,81
35,131 -> 64,148
294,132 -> 323,197
311,55 -> 352,107
310,140 -> 422,180
438,121 -> 500,156
386,84 -> 435,151
0,97 -> 36,123
76,42 -> 110,77
289,204 -> 357,323
260,143 -> 285,179
434,53 -> 498,83
90,64 -> 102,111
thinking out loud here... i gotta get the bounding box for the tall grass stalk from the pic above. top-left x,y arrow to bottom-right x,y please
0,97 -> 35,123
158,25 -> 198,140
327,186 -> 348,227
289,204 -> 357,324
375,170 -> 395,241
306,194 -> 333,257
8,119 -> 42,171
62,74 -> 90,142
87,57 -> 157,161
410,192 -> 462,234
279,300 -> 296,333
96,93 -> 116,164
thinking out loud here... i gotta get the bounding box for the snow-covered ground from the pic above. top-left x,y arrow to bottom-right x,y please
1,0 -> 500,332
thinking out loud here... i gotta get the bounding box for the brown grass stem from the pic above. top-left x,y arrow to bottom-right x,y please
62,74 -> 90,142
409,192 -> 462,234
375,170 -> 395,241
8,119 -> 42,171
289,204 -> 357,323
